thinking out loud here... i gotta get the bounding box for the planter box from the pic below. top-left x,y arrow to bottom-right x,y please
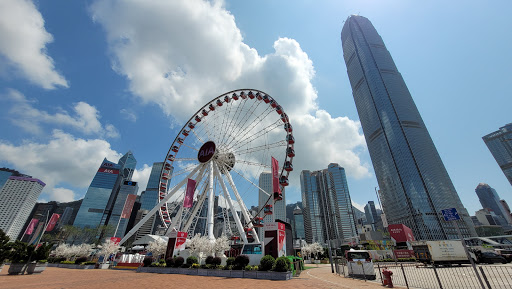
208,269 -> 230,277
27,262 -> 48,274
256,271 -> 292,280
243,270 -> 258,279
197,268 -> 209,276
47,263 -> 60,267
8,263 -> 27,275
230,270 -> 244,278
58,264 -> 95,269
179,268 -> 195,275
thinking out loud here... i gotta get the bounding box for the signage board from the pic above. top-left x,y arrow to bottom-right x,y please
441,208 -> 460,222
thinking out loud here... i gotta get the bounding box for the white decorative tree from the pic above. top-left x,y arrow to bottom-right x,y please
146,238 -> 168,260
213,235 -> 230,257
97,239 -> 120,264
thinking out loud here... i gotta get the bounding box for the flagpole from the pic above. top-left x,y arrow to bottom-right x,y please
22,210 -> 50,274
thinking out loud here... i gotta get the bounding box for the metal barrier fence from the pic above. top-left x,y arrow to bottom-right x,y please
333,258 -> 512,289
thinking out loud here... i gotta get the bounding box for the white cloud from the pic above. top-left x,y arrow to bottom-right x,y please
91,0 -> 369,183
48,187 -> 76,203
0,0 -> 68,89
0,130 -> 121,195
132,164 -> 152,195
120,108 -> 137,122
5,89 -> 119,138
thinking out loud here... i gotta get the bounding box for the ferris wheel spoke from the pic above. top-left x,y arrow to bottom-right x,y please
230,119 -> 283,150
190,128 -> 205,144
174,158 -> 200,162
234,159 -> 271,170
225,99 -> 262,146
223,97 -> 248,145
179,142 -> 199,152
226,107 -> 276,149
233,140 -> 288,155
219,97 -> 236,145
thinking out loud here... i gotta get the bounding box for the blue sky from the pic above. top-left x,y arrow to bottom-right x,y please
0,0 -> 510,215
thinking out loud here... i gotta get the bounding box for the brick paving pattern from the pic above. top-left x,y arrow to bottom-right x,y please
0,264 -> 402,289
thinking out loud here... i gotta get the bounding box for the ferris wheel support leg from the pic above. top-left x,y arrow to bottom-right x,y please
181,183 -> 209,234
206,161 -> 215,241
213,162 -> 248,244
224,169 -> 260,244
167,167 -> 209,236
119,164 -> 204,245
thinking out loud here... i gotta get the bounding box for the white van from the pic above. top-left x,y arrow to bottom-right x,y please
346,249 -> 376,280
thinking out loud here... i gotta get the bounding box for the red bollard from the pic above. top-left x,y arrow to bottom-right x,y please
382,267 -> 393,288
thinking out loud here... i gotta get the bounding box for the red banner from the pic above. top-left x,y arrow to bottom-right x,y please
45,213 -> 60,232
110,237 -> 121,245
121,194 -> 137,218
24,218 -> 39,235
183,179 -> 196,208
271,157 -> 281,196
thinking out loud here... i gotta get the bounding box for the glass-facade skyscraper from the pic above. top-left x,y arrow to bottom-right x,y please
475,183 -> 512,225
341,15 -> 476,240
73,158 -> 121,228
300,163 -> 357,246
483,123 -> 512,186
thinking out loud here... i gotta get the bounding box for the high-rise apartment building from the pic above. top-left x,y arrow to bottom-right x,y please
341,15 -> 476,240
475,183 -> 512,225
483,123 -> 512,186
73,158 -> 121,228
300,163 -> 357,245
0,176 -> 45,239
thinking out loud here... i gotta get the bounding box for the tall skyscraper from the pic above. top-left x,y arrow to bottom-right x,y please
341,15 -> 476,240
300,163 -> 357,245
475,183 -> 512,225
73,158 -> 121,228
483,123 -> 512,186
0,168 -> 30,190
258,172 -> 286,223
0,176 -> 45,239
364,201 -> 382,231
136,162 -> 167,237
108,181 -> 138,238
293,205 -> 305,240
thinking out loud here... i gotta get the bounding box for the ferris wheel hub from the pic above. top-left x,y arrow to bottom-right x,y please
215,151 -> 235,173
198,141 -> 216,163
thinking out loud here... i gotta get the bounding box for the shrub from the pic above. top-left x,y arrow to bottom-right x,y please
82,261 -> 96,265
205,255 -> 215,265
60,260 -> 75,264
273,256 -> 291,272
212,257 -> 222,266
191,263 -> 200,269
186,256 -> 198,265
75,256 -> 87,264
174,256 -> 184,267
216,265 -> 224,270
165,257 -> 175,267
259,255 -> 276,271
226,257 -> 235,267
181,263 -> 190,268
244,265 -> 253,271
224,264 -> 233,270
143,256 -> 153,267
234,255 -> 250,269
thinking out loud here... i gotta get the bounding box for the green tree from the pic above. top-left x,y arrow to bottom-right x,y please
0,229 -> 11,264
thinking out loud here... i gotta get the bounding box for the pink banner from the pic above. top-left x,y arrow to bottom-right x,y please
24,218 -> 39,235
271,157 -> 281,197
45,213 -> 60,232
121,194 -> 137,218
183,179 -> 196,208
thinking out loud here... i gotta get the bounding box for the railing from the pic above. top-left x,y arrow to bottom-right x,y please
333,258 -> 512,289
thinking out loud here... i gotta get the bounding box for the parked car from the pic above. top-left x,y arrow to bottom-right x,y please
477,252 -> 508,264
495,249 -> 512,262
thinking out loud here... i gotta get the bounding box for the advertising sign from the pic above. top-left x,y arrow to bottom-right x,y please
121,194 -> 137,219
388,224 -> 415,243
165,231 -> 188,259
183,179 -> 196,208
264,221 -> 286,259
394,249 -> 415,259
198,141 -> 216,163
45,213 -> 61,232
98,168 -> 119,174
175,231 -> 188,250
271,157 -> 281,198
24,218 -> 39,235
441,208 -> 460,222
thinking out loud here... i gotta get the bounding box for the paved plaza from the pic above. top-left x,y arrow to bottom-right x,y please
0,264 -> 395,289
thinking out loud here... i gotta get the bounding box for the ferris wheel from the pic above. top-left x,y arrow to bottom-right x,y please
120,89 -> 295,245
